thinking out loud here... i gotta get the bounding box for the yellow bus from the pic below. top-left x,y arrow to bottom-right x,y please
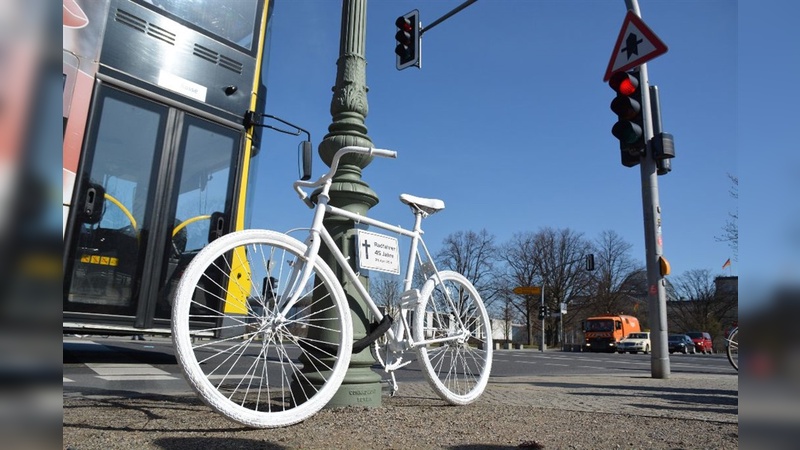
63,0 -> 273,335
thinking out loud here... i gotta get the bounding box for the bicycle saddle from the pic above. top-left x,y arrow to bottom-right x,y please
399,193 -> 445,215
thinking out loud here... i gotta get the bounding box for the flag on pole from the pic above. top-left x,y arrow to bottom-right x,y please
722,258 -> 731,269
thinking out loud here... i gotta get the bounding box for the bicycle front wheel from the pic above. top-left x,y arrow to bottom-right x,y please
413,270 -> 493,405
726,327 -> 738,371
172,229 -> 352,428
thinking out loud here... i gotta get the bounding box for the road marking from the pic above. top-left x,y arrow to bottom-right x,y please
64,377 -> 75,383
99,375 -> 178,381
86,363 -> 178,381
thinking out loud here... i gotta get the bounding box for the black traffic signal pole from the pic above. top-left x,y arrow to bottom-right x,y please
624,0 -> 670,379
418,0 -> 478,36
395,0 -> 478,71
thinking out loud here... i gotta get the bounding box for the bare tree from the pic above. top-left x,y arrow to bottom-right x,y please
716,174 -> 738,261
434,229 -> 499,309
493,291 -> 522,343
535,228 -> 594,346
369,272 -> 403,317
584,230 -> 645,317
499,228 -> 593,347
670,268 -> 737,340
498,231 -> 537,346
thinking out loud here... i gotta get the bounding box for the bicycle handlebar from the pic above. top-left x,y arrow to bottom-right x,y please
293,146 -> 397,207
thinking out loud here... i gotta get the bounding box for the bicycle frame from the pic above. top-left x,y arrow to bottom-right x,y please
170,146 -> 493,426
278,146 -> 467,351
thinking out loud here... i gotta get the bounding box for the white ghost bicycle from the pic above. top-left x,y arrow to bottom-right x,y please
171,146 -> 493,428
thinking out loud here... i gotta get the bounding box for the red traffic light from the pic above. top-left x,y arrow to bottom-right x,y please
609,71 -> 639,96
618,78 -> 636,96
395,16 -> 413,32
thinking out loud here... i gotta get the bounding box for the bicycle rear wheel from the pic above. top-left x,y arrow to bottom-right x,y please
413,270 -> 493,405
726,327 -> 738,371
172,229 -> 352,428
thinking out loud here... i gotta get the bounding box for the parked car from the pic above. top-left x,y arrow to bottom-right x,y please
668,334 -> 696,354
617,332 -> 651,354
686,331 -> 714,354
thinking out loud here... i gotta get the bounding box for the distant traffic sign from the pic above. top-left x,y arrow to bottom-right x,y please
513,286 -> 542,296
603,11 -> 668,81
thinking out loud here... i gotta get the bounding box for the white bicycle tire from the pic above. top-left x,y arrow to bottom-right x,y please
172,229 -> 352,428
413,270 -> 493,405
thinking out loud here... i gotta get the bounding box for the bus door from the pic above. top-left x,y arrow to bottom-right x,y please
64,83 -> 241,330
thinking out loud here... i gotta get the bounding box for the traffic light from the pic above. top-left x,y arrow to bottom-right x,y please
585,254 -> 595,271
395,10 -> 420,70
538,305 -> 548,320
609,70 -> 645,167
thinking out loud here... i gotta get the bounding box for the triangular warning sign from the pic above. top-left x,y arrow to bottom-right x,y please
603,11 -> 668,81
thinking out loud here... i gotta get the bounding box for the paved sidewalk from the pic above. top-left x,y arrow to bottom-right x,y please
398,371 -> 738,424
64,370 -> 738,449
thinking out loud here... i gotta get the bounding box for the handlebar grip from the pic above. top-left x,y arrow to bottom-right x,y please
293,183 -> 316,209
333,145 -> 397,161
369,148 -> 397,159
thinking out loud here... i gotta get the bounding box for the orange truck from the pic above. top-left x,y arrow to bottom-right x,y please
583,315 -> 641,352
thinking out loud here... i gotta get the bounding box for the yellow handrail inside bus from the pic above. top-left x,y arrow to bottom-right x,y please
104,193 -> 137,232
172,214 -> 211,237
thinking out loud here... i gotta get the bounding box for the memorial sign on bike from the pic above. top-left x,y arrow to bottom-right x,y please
356,230 -> 401,275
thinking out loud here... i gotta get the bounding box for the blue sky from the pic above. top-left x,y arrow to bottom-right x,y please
247,1 -> 775,310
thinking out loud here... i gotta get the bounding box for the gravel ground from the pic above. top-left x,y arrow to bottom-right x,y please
63,374 -> 738,449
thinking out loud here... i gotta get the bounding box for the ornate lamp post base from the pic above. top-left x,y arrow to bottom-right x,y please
291,0 -> 383,408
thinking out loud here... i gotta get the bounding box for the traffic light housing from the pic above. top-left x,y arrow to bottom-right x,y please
395,10 -> 420,70
609,70 -> 645,167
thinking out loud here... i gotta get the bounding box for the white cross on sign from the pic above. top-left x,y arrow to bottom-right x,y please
356,230 -> 400,275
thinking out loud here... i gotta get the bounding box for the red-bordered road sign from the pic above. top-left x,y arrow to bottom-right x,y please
603,11 -> 668,81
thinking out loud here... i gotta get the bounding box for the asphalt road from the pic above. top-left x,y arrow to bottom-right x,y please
63,335 -> 736,393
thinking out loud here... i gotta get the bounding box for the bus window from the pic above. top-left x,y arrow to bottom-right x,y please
173,115 -> 238,254
66,87 -> 166,313
154,114 -> 239,322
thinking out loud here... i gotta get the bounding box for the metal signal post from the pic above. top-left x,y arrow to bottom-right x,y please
623,0 -> 670,379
